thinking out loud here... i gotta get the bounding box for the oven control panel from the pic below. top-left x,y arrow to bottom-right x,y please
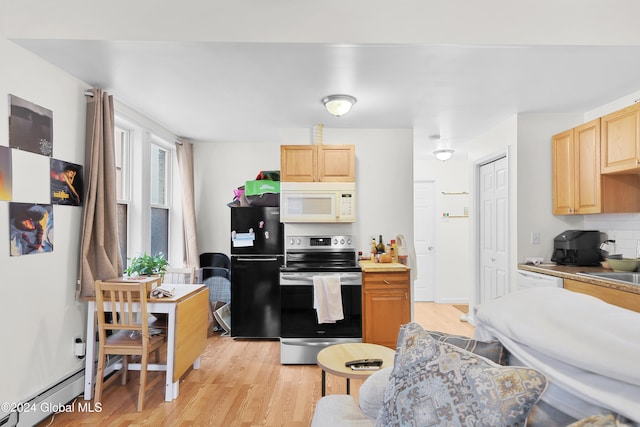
286,235 -> 354,250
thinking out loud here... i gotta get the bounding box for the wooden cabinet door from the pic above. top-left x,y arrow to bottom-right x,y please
317,145 -> 355,182
552,129 -> 575,215
574,119 -> 601,214
601,103 -> 640,173
280,144 -> 355,182
280,145 -> 317,182
362,270 -> 411,348
363,288 -> 410,348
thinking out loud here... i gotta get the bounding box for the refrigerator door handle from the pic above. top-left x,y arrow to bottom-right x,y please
236,257 -> 279,262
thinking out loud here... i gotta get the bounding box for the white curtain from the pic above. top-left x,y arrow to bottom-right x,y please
176,140 -> 200,269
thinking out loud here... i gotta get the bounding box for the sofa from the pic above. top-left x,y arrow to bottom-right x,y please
311,287 -> 640,427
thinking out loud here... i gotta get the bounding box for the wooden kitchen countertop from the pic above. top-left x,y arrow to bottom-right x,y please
359,260 -> 410,272
519,263 -> 640,295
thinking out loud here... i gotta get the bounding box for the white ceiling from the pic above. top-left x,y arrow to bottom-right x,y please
6,1 -> 640,155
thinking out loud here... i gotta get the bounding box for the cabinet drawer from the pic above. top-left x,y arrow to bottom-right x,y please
363,271 -> 410,288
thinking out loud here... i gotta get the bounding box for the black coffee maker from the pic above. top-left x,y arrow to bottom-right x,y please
551,230 -> 605,266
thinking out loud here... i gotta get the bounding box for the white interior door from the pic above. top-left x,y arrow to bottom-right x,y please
414,180 -> 435,301
478,157 -> 509,305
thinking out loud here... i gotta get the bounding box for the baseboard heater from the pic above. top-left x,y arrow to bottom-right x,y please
0,368 -> 85,427
0,354 -> 126,427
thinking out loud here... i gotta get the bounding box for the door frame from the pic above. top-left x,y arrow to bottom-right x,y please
471,147 -> 511,319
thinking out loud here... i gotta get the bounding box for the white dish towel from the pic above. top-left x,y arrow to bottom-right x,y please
313,275 -> 344,324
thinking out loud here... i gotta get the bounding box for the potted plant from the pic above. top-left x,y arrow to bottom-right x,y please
124,252 -> 169,277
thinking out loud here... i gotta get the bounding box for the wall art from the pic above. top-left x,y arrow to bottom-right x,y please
9,202 -> 54,256
50,159 -> 83,206
0,145 -> 11,201
9,94 -> 53,156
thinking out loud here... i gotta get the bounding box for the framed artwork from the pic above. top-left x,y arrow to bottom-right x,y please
9,202 -> 54,256
0,145 -> 11,201
50,159 -> 83,206
9,94 -> 53,156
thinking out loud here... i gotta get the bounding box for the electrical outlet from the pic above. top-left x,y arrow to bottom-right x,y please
74,337 -> 85,359
531,232 -> 540,245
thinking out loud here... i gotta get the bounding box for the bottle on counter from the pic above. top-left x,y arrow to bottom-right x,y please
371,237 -> 377,256
390,239 -> 398,262
376,235 -> 385,254
389,245 -> 396,263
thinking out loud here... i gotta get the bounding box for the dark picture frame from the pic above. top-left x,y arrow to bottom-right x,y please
50,158 -> 83,206
9,202 -> 54,256
0,145 -> 11,201
9,94 -> 53,156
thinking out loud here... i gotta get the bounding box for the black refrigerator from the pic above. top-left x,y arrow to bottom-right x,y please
230,206 -> 284,338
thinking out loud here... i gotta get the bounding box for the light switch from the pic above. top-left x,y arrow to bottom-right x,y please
531,232 -> 540,245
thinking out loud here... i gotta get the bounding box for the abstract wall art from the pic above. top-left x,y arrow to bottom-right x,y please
0,145 -> 11,201
9,94 -> 53,156
9,202 -> 54,256
50,159 -> 83,206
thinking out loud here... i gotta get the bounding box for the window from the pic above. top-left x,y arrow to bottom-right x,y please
113,108 -> 181,268
150,141 -> 170,258
115,125 -> 131,269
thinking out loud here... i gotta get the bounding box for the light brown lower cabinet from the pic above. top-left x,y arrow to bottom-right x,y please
564,278 -> 640,313
362,269 -> 411,348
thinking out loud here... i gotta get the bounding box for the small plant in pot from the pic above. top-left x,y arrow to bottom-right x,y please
124,252 -> 169,277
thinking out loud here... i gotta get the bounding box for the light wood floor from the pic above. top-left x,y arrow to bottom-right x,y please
38,303 -> 473,427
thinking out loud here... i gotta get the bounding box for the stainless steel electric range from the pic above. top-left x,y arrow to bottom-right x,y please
279,235 -> 362,364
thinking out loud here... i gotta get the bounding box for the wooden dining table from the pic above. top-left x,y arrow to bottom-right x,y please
83,278 -> 209,402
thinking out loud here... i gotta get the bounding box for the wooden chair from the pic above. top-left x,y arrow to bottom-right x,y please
94,280 -> 166,412
163,266 -> 196,284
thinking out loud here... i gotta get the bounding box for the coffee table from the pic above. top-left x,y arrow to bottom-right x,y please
316,342 -> 396,396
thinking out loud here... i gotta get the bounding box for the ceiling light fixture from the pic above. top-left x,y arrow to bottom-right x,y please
434,149 -> 455,162
322,94 -> 357,117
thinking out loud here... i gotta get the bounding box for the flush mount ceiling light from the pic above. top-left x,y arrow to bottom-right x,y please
434,149 -> 455,162
322,94 -> 357,116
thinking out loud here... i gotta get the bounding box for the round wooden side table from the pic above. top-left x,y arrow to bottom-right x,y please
316,342 -> 395,396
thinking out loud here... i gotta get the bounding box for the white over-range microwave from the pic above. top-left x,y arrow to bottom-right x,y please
280,182 -> 356,223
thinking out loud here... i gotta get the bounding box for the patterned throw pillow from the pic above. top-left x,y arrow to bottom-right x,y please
426,330 -> 509,365
376,322 -> 547,427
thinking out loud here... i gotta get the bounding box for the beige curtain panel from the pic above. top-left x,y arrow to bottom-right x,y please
176,140 -> 200,270
77,88 -> 122,299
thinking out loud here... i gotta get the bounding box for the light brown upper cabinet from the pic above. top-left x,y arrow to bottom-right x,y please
552,119 -> 601,215
280,144 -> 355,182
601,102 -> 640,173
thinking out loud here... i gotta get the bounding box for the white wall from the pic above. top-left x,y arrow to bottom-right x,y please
323,129 -> 414,255
516,113 -> 584,262
193,141 -> 282,254
0,34 -> 88,413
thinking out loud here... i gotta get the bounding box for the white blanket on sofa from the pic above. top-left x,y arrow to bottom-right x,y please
473,287 -> 640,422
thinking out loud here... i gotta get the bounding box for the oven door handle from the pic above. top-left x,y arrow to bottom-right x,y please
280,274 -> 362,280
280,276 -> 315,283
236,257 -> 279,262
279,277 -> 362,285
280,340 -> 343,347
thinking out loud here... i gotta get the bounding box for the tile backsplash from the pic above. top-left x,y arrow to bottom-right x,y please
584,213 -> 640,258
